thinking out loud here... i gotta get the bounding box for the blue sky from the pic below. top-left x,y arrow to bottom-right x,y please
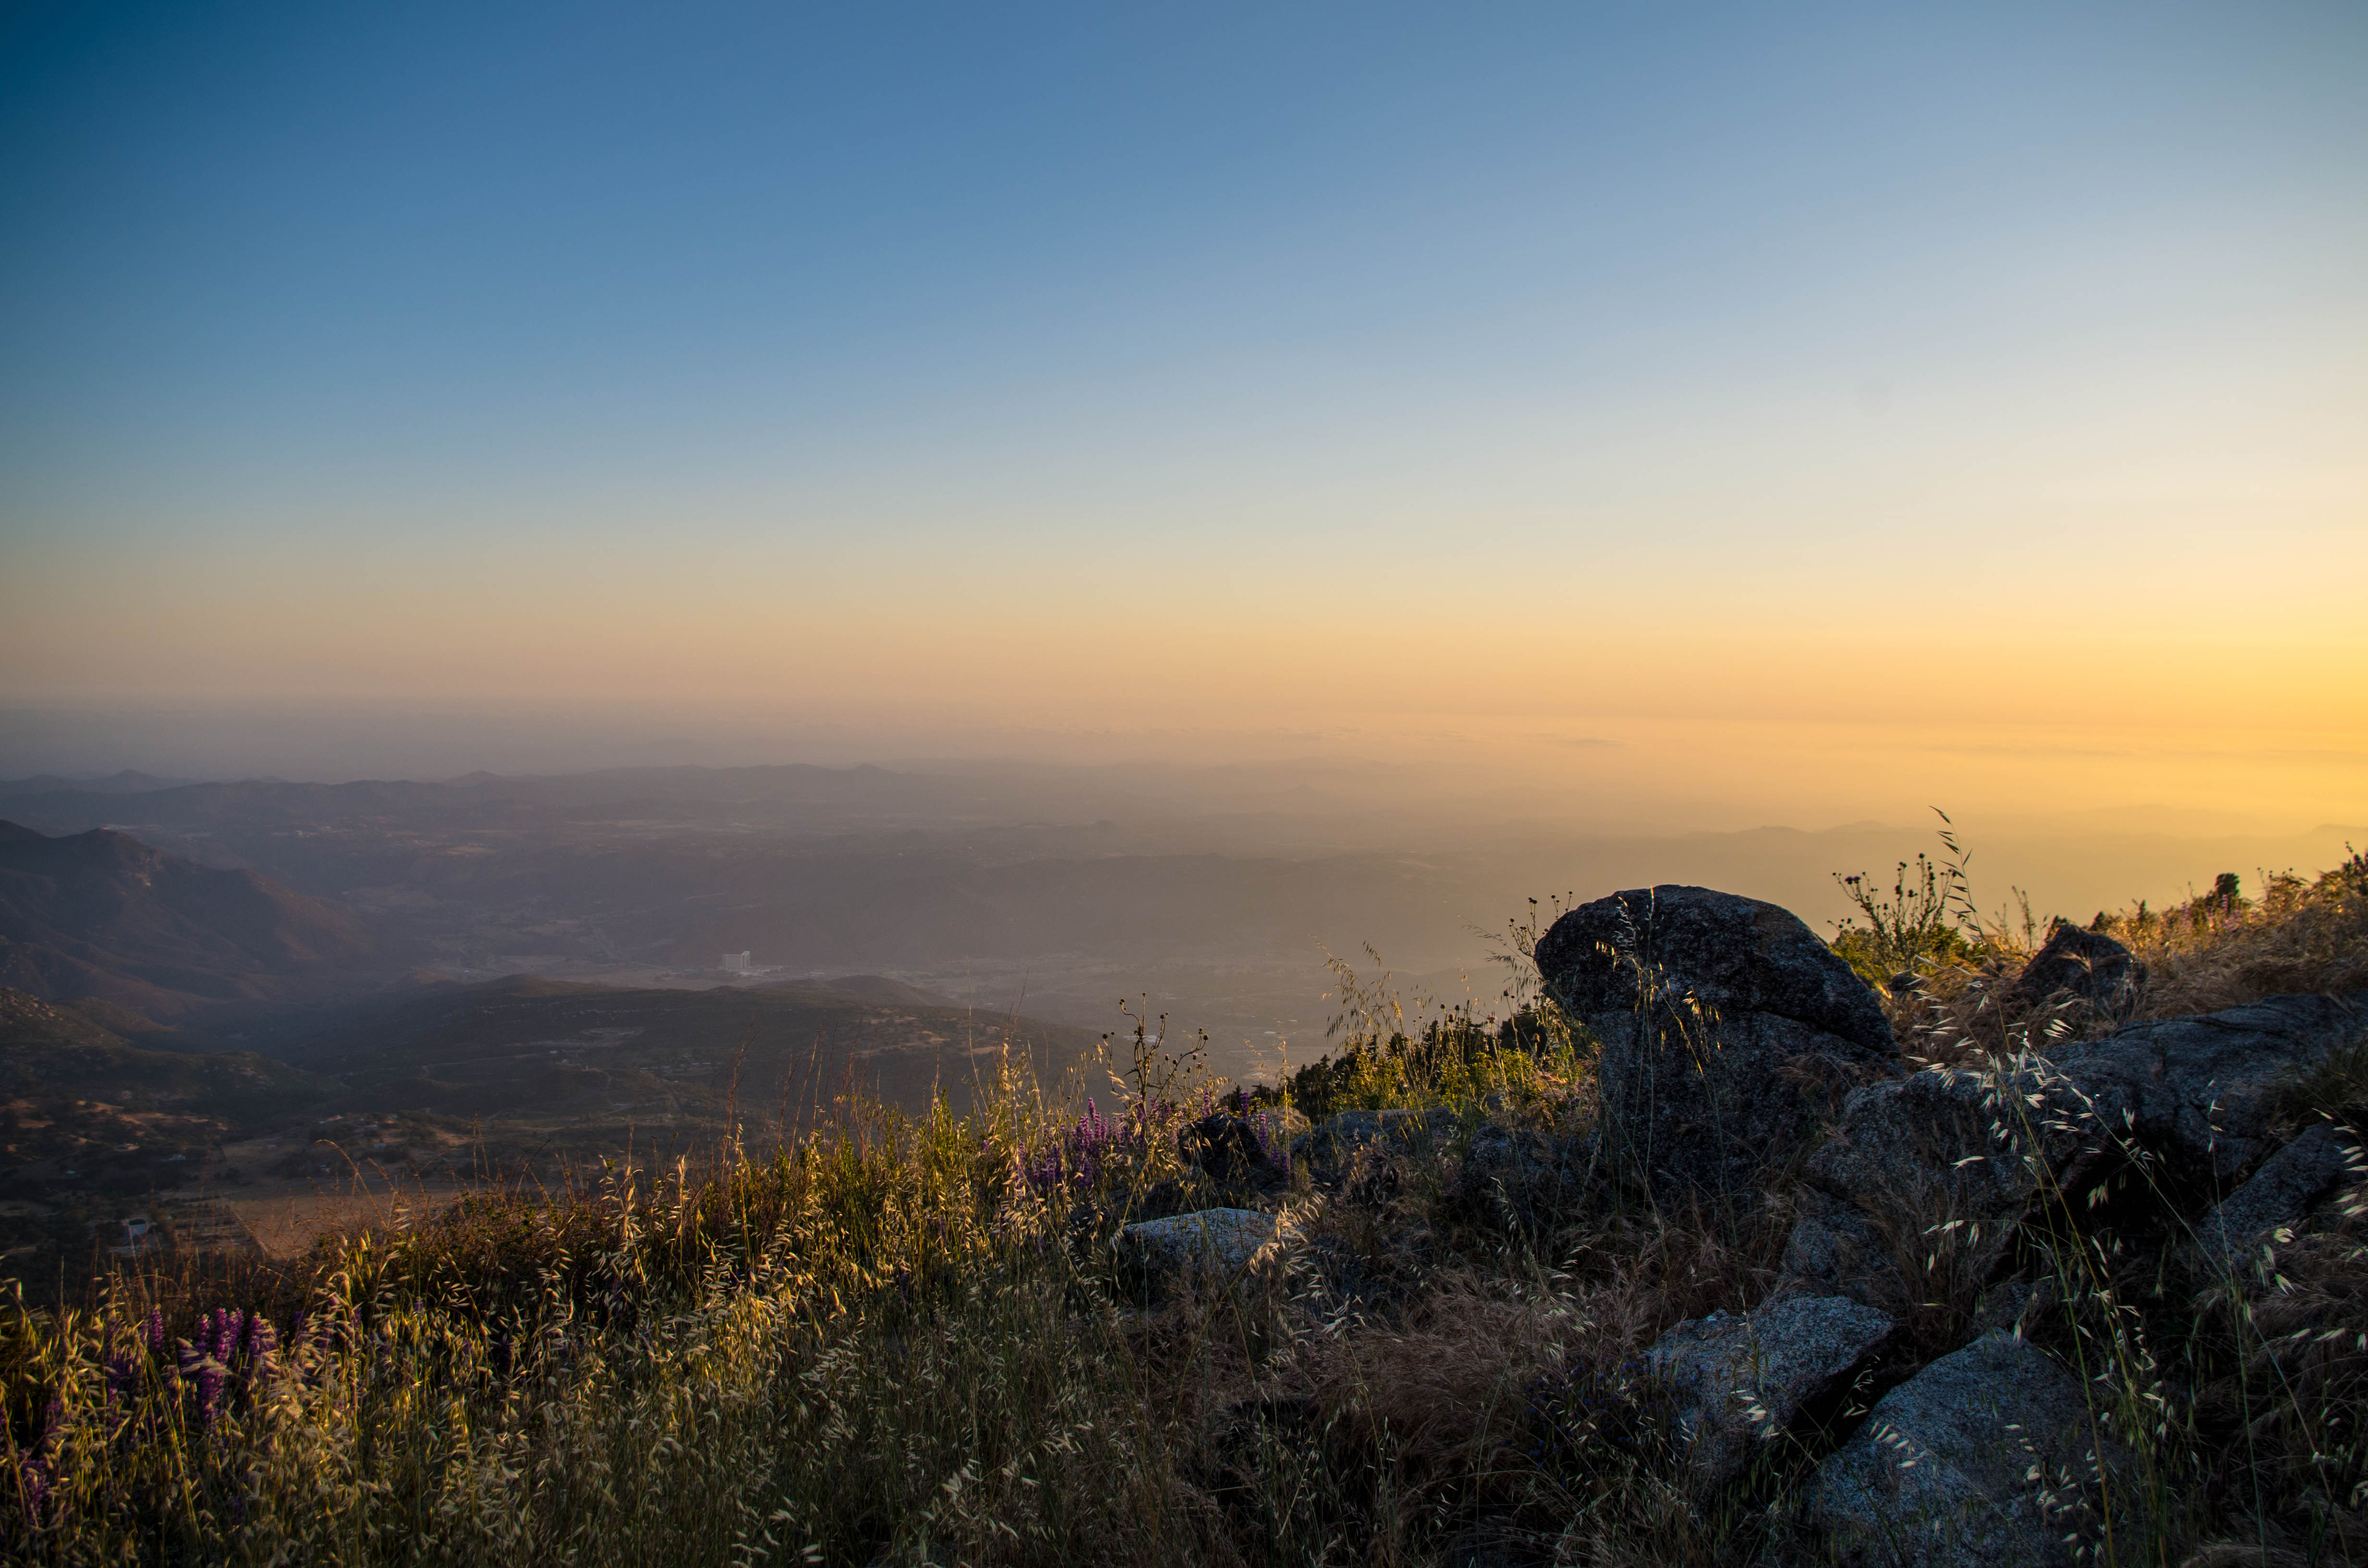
2,2 -> 2363,818
6,1 -> 2358,522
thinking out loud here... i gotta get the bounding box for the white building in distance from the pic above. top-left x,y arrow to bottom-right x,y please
721,951 -> 752,972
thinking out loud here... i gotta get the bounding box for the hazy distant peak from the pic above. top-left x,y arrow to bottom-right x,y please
0,771 -> 193,797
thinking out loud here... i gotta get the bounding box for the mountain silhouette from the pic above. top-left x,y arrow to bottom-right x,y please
0,821 -> 382,1022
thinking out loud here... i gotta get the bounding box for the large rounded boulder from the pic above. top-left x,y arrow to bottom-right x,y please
1538,885 -> 1899,1202
1537,884 -> 1893,1052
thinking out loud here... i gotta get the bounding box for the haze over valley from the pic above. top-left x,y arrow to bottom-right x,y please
6,757 -> 2356,1077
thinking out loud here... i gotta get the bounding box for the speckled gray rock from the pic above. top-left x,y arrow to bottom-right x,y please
2045,992 -> 2368,1181
1538,886 -> 1899,1201
1647,1294 -> 1894,1490
1782,993 -> 2368,1308
1120,1208 -> 1285,1275
1590,1009 -> 1900,1201
1538,884 -> 1896,1054
1290,1107 -> 1459,1167
2007,923 -> 2145,1021
1779,1190 -> 1897,1307
2190,1123 -> 2362,1271
1810,1331 -> 2129,1568
1783,1068 -> 2034,1309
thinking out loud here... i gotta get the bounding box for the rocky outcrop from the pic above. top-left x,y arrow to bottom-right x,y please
2007,922 -> 2145,1021
1777,992 -> 2368,1307
1537,884 -> 1895,1052
2189,1122 -> 2362,1272
1646,1294 -> 1894,1490
1509,887 -> 2363,1556
1537,885 -> 1899,1201
1810,1331 -> 2128,1568
1781,1068 -> 2033,1310
2043,992 -> 2366,1181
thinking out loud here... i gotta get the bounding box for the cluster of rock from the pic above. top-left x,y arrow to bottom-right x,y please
1118,882 -> 2364,1565
1537,884 -> 2365,1567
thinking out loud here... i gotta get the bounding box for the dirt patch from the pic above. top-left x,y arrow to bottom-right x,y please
226,1186 -> 463,1260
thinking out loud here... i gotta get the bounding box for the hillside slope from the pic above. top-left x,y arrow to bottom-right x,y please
0,986 -> 337,1198
0,821 -> 385,1021
260,973 -> 1106,1129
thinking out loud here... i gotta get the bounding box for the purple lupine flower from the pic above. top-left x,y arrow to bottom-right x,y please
12,1456 -> 49,1520
104,1333 -> 142,1406
1022,1095 -> 1136,1194
1247,1110 -> 1291,1176
1073,1097 -> 1119,1182
10,1397 -> 65,1516
143,1307 -> 165,1352
209,1309 -> 244,1365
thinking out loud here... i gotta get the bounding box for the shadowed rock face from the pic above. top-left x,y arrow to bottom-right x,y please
1536,884 -> 1894,1055
1181,1113 -> 1287,1191
1782,1067 -> 2033,1311
2190,1122 -> 2363,1270
1446,1123 -> 1594,1232
1776,991 -> 2368,1309
2009,921 -> 2146,1020
2046,991 -> 2368,1180
1538,885 -> 1898,1201
1290,1107 -> 1459,1168
1647,1294 -> 1895,1492
1811,1330 -> 2130,1568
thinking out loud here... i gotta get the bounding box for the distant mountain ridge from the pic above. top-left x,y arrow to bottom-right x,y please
0,762 -> 1132,840
0,771 -> 191,798
0,821 -> 385,1022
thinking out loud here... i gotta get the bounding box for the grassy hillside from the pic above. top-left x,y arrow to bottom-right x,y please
0,987 -> 340,1294
0,988 -> 336,1188
0,851 -> 2362,1565
0,972 -> 1105,1311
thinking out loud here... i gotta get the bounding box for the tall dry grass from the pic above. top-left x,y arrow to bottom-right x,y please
1853,844 -> 2368,1067
2109,850 -> 2368,1020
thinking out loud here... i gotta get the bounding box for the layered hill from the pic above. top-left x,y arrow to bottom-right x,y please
0,821 -> 386,1022
259,972 -> 1105,1133
0,986 -> 336,1198
1,968 -> 1106,1204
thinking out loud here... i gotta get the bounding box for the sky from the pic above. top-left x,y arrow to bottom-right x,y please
2,1 -> 2363,828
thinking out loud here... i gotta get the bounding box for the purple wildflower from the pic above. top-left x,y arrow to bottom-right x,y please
12,1455 -> 49,1521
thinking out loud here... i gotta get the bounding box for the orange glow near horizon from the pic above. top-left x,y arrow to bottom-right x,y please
5,533 -> 2361,833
